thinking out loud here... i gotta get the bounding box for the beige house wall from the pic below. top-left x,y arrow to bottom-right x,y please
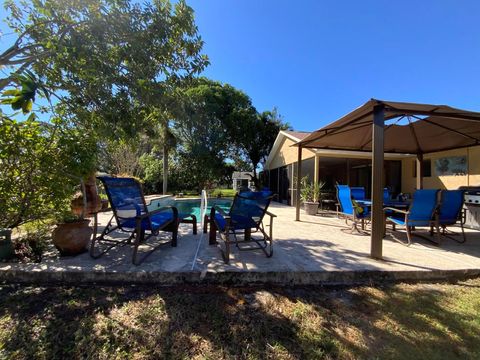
268,137 -> 316,170
268,134 -> 480,193
268,136 -> 406,171
401,145 -> 480,194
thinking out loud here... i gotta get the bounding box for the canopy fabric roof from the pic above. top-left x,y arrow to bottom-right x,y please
298,99 -> 480,154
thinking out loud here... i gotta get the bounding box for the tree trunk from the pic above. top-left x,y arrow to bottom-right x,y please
252,163 -> 260,189
162,126 -> 168,195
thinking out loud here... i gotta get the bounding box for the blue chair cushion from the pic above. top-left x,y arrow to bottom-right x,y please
387,215 -> 432,227
214,213 -> 257,231
120,212 -> 175,231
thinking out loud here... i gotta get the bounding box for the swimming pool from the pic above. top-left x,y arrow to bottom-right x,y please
147,197 -> 232,220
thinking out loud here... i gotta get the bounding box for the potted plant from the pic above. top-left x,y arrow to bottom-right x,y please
300,177 -> 325,215
52,214 -> 92,256
52,177 -> 94,256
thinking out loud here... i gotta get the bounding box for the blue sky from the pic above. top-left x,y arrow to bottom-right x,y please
188,0 -> 480,131
2,0 -> 480,131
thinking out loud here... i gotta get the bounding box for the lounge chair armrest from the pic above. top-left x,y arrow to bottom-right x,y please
265,210 -> 277,218
383,207 -> 408,215
136,206 -> 178,220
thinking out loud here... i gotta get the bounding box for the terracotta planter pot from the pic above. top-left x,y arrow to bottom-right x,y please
304,201 -> 319,215
52,220 -> 92,256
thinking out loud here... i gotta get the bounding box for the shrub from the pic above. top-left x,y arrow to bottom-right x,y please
12,220 -> 53,262
0,115 -> 97,230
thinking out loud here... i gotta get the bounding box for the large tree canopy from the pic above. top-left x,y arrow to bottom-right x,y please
0,0 -> 210,228
173,78 -> 256,189
230,108 -> 291,186
173,78 -> 290,190
2,0 -> 208,137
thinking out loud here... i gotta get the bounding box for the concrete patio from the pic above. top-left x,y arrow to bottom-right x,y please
1,202 -> 479,285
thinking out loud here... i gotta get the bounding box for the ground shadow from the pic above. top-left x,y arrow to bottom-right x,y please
0,285 -> 338,359
0,281 -> 479,359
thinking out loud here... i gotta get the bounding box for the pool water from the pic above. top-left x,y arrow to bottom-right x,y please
148,197 -> 232,220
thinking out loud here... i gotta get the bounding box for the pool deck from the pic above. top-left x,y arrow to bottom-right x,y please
1,202 -> 480,285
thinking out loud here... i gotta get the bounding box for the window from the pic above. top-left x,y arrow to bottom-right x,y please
413,159 -> 431,177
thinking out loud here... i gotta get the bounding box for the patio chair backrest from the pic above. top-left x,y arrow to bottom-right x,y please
351,187 -> 365,200
98,176 -> 149,229
438,190 -> 464,224
408,189 -> 439,224
229,191 -> 273,228
383,188 -> 390,202
336,185 -> 354,215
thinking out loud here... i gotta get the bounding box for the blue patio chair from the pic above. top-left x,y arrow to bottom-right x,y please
350,187 -> 366,200
336,185 -> 370,233
436,190 -> 466,243
383,188 -> 391,202
91,176 -> 179,265
209,191 -> 276,263
384,189 -> 440,246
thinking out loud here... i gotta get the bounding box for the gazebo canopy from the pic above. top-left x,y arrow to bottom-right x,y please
294,99 -> 480,261
298,99 -> 480,154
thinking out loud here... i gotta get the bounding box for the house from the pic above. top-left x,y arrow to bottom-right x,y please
263,130 -> 480,205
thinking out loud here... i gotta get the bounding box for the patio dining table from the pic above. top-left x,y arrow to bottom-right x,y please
356,199 -> 411,209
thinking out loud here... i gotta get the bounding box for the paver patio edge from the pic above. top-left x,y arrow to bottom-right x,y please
0,265 -> 479,286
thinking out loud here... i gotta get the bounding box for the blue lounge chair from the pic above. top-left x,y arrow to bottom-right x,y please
384,189 -> 440,246
336,185 -> 370,233
91,176 -> 179,265
209,191 -> 276,263
436,190 -> 466,243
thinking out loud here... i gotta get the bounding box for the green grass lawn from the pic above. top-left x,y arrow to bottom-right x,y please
210,188 -> 237,197
0,279 -> 479,359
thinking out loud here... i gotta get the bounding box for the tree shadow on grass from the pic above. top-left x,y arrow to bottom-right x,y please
0,285 -> 341,359
1,282 -> 479,359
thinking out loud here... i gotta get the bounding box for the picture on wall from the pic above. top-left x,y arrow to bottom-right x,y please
435,156 -> 467,176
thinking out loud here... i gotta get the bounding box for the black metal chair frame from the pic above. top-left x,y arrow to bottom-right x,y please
384,207 -> 440,246
209,194 -> 276,264
90,177 -> 179,265
435,192 -> 467,243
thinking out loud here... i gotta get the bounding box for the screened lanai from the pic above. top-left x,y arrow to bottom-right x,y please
295,99 -> 480,259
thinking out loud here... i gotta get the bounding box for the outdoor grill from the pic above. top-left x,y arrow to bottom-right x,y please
459,186 -> 480,230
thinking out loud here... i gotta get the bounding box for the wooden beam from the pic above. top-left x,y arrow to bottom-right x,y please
416,153 -> 424,189
295,145 -> 302,221
370,104 -> 385,259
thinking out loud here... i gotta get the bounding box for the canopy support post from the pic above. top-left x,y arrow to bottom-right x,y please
371,104 -> 385,259
314,154 -> 320,185
295,145 -> 302,221
416,153 -> 424,189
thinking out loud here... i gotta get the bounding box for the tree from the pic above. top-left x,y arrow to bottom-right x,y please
3,0 -> 209,196
173,78 -> 256,190
3,0 -> 208,138
230,108 -> 291,188
0,114 -> 97,229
